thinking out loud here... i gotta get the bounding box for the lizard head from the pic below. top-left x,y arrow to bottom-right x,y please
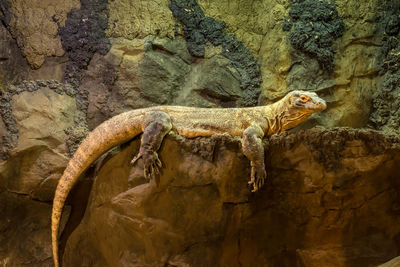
279,90 -> 327,131
286,90 -> 327,114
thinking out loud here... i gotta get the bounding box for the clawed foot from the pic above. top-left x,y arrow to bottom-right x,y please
131,151 -> 162,181
248,164 -> 267,192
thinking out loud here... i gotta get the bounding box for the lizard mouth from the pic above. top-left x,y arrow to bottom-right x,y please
315,98 -> 327,111
295,98 -> 326,112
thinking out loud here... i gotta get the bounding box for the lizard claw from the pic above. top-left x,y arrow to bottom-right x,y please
131,153 -> 141,165
132,151 -> 162,182
248,164 -> 267,192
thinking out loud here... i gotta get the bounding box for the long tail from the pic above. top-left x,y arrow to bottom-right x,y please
51,110 -> 143,267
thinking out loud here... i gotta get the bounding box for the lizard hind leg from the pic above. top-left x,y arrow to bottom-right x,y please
131,111 -> 172,182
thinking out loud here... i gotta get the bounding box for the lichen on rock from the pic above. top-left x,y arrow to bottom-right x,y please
106,0 -> 176,39
369,1 -> 400,134
0,81 -> 80,200
0,0 -> 80,69
59,0 -> 111,87
169,0 -> 262,106
283,0 -> 345,71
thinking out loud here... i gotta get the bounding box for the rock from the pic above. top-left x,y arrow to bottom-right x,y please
200,0 -> 384,130
378,256 -> 400,267
0,21 -> 29,84
83,36 -> 255,128
0,192 -> 70,266
198,0 -> 290,104
59,0 -> 111,87
170,0 -> 262,106
63,128 -> 400,266
2,0 -> 80,69
81,37 -> 193,128
106,0 -> 176,39
368,2 -> 400,134
174,55 -> 242,107
0,118 -> 6,159
63,133 -> 250,266
284,0 -> 345,71
198,0 -> 287,56
0,84 -> 76,200
1,0 -> 400,266
137,38 -> 192,105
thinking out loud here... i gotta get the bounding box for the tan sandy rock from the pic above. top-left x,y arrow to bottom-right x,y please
0,86 -> 76,200
6,0 -> 80,69
106,0 -> 176,39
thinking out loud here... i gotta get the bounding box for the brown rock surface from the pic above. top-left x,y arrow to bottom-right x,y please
4,0 -> 79,69
0,192 -> 70,266
63,128 -> 400,266
0,84 -> 76,200
0,22 -> 29,84
106,0 -> 176,39
0,22 -> 66,84
378,256 -> 400,267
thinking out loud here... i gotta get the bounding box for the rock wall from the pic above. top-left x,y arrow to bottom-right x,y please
63,129 -> 400,266
0,0 -> 400,266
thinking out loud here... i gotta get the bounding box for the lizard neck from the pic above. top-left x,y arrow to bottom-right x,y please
263,97 -> 311,135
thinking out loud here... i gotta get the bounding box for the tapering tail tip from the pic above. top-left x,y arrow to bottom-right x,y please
52,189 -> 64,267
52,211 -> 60,267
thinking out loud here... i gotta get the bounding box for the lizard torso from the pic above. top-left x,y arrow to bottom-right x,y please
141,104 -> 283,137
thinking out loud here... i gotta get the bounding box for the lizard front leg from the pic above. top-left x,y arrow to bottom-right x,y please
242,124 -> 266,192
131,111 -> 172,181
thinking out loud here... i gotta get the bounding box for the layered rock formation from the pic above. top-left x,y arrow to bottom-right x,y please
1,0 -> 400,266
63,128 -> 400,266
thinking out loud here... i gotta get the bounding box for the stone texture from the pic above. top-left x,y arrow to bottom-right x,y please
0,20 -> 67,84
198,0 -> 290,104
59,0 -> 111,88
170,0 -> 262,106
106,0 -> 176,39
283,0 -> 345,71
63,128 -> 400,267
0,21 -> 29,84
198,0 -> 386,129
331,0 -> 383,129
81,37 -> 191,129
0,85 -> 76,200
198,0 -> 287,56
378,256 -> 400,267
368,1 -> 400,134
2,0 -> 80,69
174,54 -> 242,107
82,37 -> 251,129
0,192 -> 70,267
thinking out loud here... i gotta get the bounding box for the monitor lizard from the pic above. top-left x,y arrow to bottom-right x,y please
51,90 -> 326,267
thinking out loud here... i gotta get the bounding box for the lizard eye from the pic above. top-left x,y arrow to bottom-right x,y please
299,94 -> 310,103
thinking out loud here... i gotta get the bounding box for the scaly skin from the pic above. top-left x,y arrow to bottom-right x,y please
51,90 -> 326,267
